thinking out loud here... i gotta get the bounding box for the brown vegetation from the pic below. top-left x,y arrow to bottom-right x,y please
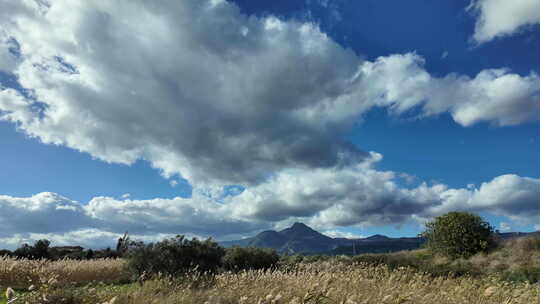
2,236 -> 540,304
0,256 -> 128,289
4,261 -> 540,304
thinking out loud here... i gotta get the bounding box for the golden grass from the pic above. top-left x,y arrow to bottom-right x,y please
4,238 -> 540,304
13,261 -> 540,304
470,237 -> 540,272
350,236 -> 540,280
100,261 -> 540,304
0,256 -> 128,289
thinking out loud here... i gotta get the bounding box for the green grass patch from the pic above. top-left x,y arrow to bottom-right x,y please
0,291 -> 7,304
13,282 -> 137,304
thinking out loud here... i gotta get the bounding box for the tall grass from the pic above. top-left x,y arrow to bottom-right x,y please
345,236 -> 540,283
0,256 -> 128,289
3,237 -> 540,303
17,261 -> 540,304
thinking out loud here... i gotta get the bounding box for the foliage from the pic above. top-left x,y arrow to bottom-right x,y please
125,235 -> 225,278
13,240 -> 51,260
421,212 -> 496,259
116,232 -> 130,258
222,246 -> 279,271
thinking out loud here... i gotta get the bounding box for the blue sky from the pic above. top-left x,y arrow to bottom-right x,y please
0,0 -> 539,248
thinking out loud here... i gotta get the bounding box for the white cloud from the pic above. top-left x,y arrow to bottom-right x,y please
0,192 -> 92,236
499,222 -> 512,232
0,0 -> 370,187
0,0 -> 538,191
2,155 -> 540,249
323,230 -> 365,239
0,229 -> 195,250
425,174 -> 540,224
363,56 -> 540,127
470,0 -> 540,43
169,180 -> 179,187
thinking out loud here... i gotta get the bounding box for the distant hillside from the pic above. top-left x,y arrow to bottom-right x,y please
221,223 -> 337,254
220,222 -> 424,254
220,223 -> 540,255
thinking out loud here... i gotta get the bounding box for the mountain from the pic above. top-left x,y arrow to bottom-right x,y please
220,222 -> 425,254
498,231 -> 540,239
221,222 -> 337,254
220,222 -> 540,255
364,234 -> 390,241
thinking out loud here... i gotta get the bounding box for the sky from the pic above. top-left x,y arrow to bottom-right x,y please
0,0 -> 539,249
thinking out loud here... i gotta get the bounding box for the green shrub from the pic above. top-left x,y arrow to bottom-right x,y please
222,247 -> 279,271
421,212 -> 496,259
126,235 -> 225,278
501,267 -> 540,284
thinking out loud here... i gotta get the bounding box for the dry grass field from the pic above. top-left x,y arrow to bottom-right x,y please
1,237 -> 540,303
112,262 -> 540,304
1,258 -> 540,304
0,256 -> 128,290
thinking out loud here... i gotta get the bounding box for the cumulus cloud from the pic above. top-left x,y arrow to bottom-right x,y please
85,194 -> 263,236
0,0 -> 369,187
323,230 -> 365,239
230,167 -> 540,230
0,0 -> 538,190
0,192 -> 92,236
0,229 -> 188,250
470,0 -> 540,43
1,154 -> 540,249
361,56 -> 540,127
499,222 -> 512,232
0,191 -> 266,249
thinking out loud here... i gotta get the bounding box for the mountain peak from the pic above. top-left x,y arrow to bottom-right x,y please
365,234 -> 390,240
290,222 -> 311,230
279,222 -> 330,239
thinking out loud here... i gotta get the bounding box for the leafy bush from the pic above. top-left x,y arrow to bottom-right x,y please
222,247 -> 279,271
421,212 -> 496,259
13,239 -> 51,260
126,235 -> 225,278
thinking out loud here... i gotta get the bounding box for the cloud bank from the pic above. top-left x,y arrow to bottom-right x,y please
2,156 -> 540,249
470,0 -> 540,43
